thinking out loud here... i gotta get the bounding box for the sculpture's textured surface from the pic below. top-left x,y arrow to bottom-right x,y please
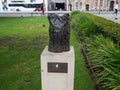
48,14 -> 70,53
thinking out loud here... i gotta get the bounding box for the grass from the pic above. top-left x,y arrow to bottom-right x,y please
0,17 -> 93,90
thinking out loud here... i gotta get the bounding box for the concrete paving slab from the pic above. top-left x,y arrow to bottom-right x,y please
91,12 -> 120,24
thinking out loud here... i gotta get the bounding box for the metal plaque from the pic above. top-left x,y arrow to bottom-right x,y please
48,62 -> 68,73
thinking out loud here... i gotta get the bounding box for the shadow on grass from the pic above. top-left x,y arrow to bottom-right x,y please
0,36 -> 47,51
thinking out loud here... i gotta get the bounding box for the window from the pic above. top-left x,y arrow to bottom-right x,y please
100,0 -> 103,6
30,0 -> 36,3
9,4 -> 23,7
80,2 -> 82,9
76,2 -> 78,8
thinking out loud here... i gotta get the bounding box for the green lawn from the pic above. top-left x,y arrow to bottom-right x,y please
0,17 -> 93,90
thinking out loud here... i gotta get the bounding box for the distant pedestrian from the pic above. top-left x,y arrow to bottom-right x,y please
42,9 -> 44,15
114,2 -> 119,19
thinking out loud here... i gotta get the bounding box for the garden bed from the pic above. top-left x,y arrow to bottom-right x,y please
70,11 -> 120,90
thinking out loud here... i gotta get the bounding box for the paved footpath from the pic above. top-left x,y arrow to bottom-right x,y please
0,11 -> 120,24
91,12 -> 120,24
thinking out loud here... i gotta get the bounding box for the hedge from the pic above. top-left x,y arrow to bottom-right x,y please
83,13 -> 120,44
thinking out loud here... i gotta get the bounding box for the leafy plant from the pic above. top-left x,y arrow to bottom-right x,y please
86,35 -> 120,90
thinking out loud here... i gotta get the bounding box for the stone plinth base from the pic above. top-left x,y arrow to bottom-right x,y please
41,46 -> 75,90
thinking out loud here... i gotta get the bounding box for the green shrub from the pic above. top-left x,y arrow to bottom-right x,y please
70,12 -> 96,40
84,13 -> 120,44
86,35 -> 120,90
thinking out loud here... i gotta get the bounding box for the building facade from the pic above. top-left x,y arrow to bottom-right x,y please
45,0 -> 70,11
73,0 -> 120,11
45,0 -> 120,11
0,0 -> 120,12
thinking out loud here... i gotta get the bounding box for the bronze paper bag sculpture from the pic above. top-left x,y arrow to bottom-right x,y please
48,14 -> 70,53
